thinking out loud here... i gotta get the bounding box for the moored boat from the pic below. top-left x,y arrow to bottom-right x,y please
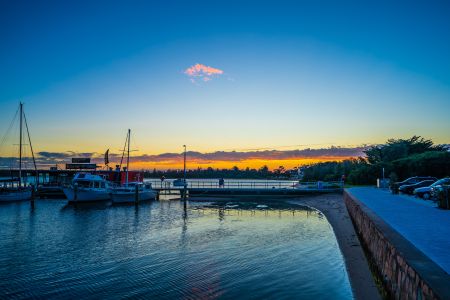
0,179 -> 32,202
0,102 -> 38,202
111,182 -> 156,203
110,129 -> 156,204
63,173 -> 112,203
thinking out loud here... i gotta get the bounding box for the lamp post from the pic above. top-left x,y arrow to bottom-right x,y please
183,145 -> 187,182
183,145 -> 187,201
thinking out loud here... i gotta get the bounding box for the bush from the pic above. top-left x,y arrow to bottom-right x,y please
437,185 -> 450,209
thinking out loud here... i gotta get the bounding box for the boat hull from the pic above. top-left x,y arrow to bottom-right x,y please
111,190 -> 156,203
0,189 -> 32,202
63,187 -> 111,202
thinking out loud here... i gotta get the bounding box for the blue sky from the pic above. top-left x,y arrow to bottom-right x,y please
1,0 -> 449,160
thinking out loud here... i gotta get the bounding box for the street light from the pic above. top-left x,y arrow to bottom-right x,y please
183,145 -> 187,182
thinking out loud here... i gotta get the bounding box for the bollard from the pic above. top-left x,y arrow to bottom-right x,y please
182,188 -> 187,202
74,183 -> 78,206
135,184 -> 139,205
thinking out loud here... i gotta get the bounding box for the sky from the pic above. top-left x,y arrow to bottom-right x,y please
1,0 -> 449,170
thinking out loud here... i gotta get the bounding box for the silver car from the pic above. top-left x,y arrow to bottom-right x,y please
414,178 -> 450,199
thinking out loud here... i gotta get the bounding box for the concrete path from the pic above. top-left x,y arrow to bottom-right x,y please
347,187 -> 450,275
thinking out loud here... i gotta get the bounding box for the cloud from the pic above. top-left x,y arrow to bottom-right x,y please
0,147 -> 367,170
37,151 -> 97,161
184,63 -> 224,83
135,147 -> 366,163
37,151 -> 73,159
0,151 -> 101,169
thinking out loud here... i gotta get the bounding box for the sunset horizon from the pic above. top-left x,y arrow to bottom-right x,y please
1,1 -> 449,173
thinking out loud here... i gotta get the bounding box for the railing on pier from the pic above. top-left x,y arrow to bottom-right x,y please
147,179 -> 343,190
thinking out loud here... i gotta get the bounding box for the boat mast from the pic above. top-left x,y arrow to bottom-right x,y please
19,102 -> 23,189
126,129 -> 130,186
183,145 -> 186,182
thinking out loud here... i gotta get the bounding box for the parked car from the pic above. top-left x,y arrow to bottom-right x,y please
391,176 -> 438,194
414,178 -> 450,200
399,179 -> 435,195
430,177 -> 450,199
414,186 -> 433,199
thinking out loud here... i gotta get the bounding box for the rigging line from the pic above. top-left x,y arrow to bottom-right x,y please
0,106 -> 19,151
23,110 -> 38,181
119,131 -> 128,169
131,132 -> 139,153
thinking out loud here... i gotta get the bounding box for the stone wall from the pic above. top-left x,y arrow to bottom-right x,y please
344,191 -> 450,300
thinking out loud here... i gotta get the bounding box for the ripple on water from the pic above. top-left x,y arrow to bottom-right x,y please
0,200 -> 352,299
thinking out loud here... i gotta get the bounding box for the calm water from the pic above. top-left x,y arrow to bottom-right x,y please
0,200 -> 353,299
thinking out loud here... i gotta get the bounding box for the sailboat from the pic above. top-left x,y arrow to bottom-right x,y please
110,129 -> 156,203
0,103 -> 38,202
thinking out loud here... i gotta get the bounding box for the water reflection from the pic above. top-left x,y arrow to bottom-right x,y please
0,199 -> 352,300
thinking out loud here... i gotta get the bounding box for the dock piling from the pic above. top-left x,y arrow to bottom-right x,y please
30,184 -> 35,209
135,184 -> 139,205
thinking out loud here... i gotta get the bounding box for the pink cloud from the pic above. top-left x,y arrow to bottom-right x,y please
184,63 -> 224,83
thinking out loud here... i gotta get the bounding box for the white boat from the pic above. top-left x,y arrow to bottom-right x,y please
63,173 -> 112,202
111,182 -> 156,203
110,129 -> 156,204
0,103 -> 38,202
0,181 -> 32,202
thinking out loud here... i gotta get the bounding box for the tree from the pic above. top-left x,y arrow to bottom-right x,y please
259,165 -> 269,174
274,166 -> 286,176
364,136 -> 445,164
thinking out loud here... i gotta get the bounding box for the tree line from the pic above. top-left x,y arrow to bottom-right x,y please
143,165 -> 294,180
142,136 -> 449,185
301,136 -> 450,184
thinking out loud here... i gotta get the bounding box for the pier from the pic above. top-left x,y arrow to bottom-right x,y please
150,180 -> 343,198
1,169 -> 343,199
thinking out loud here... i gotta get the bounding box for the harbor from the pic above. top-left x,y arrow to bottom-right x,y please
2,184 -> 450,299
1,104 -> 449,300
1,168 -> 343,201
2,1 -> 450,299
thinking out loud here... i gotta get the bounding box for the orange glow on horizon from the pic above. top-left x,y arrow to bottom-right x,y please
123,156 -> 355,171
